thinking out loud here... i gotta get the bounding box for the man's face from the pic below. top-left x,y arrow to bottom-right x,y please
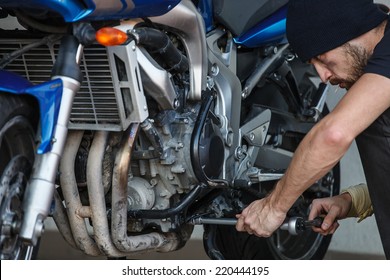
309,42 -> 371,89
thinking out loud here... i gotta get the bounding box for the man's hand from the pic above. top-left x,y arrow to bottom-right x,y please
308,192 -> 352,235
235,196 -> 286,237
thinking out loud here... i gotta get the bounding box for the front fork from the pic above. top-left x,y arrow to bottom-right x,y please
19,36 -> 83,245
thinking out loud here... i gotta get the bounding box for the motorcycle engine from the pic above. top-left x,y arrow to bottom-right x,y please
125,103 -> 225,232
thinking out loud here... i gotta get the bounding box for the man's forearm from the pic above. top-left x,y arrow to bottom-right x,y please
270,116 -> 353,212
270,74 -> 390,213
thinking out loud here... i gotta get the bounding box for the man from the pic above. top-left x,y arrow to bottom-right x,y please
236,0 -> 390,259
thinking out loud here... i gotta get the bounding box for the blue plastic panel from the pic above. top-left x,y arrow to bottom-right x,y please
197,0 -> 214,32
0,0 -> 90,22
0,0 -> 181,22
0,70 -> 63,154
234,6 -> 288,48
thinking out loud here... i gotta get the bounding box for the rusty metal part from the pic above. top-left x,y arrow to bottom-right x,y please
59,130 -> 101,256
111,123 -> 180,253
52,190 -> 77,249
86,131 -> 126,257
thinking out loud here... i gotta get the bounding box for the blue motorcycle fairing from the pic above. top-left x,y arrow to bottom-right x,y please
0,0 -> 91,22
0,70 -> 63,154
233,6 -> 287,48
84,0 -> 181,21
0,0 -> 181,22
197,0 -> 214,32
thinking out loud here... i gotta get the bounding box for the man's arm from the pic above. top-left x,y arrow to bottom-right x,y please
308,184 -> 373,236
342,184 -> 374,222
309,192 -> 352,235
236,73 -> 390,237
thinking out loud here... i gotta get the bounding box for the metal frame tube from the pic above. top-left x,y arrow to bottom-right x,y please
151,0 -> 207,100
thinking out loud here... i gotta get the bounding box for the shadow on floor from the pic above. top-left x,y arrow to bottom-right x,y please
37,230 -> 385,260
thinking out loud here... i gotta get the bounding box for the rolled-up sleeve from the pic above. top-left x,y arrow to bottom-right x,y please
341,183 -> 374,222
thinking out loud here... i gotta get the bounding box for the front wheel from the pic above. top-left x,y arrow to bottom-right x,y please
0,93 -> 38,260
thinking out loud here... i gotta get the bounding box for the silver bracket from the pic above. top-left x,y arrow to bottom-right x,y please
106,40 -> 149,127
239,109 -> 271,147
246,166 -> 284,183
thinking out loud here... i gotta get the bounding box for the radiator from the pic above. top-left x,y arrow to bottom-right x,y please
0,37 -> 143,131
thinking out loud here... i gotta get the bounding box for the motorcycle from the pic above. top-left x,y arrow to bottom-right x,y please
0,0 -> 339,260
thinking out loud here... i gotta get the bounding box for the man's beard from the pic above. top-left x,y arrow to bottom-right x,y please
329,43 -> 371,89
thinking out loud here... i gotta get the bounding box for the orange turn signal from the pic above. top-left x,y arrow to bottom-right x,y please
96,27 -> 129,46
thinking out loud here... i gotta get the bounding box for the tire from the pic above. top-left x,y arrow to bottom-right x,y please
210,63 -> 340,260
0,93 -> 38,260
212,162 -> 340,260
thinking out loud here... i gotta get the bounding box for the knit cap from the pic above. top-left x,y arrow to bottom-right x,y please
286,0 -> 388,62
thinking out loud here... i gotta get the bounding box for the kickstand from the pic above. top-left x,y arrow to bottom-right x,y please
202,224 -> 225,260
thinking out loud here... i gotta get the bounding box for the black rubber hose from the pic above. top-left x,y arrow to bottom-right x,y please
51,35 -> 83,82
132,27 -> 189,73
190,90 -> 229,188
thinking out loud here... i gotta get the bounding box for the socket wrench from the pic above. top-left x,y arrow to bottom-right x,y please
188,216 -> 323,235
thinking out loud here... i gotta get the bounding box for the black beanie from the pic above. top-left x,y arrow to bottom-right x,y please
286,0 -> 388,62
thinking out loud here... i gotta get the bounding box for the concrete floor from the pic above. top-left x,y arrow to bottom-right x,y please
37,221 -> 385,260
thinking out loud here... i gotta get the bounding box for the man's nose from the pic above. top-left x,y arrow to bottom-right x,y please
313,63 -> 332,83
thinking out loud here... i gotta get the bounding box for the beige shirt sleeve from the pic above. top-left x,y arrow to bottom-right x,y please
341,183 -> 374,222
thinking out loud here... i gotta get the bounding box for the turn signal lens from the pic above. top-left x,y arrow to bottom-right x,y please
96,27 -> 128,46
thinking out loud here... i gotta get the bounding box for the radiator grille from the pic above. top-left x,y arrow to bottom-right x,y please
0,39 -> 124,130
